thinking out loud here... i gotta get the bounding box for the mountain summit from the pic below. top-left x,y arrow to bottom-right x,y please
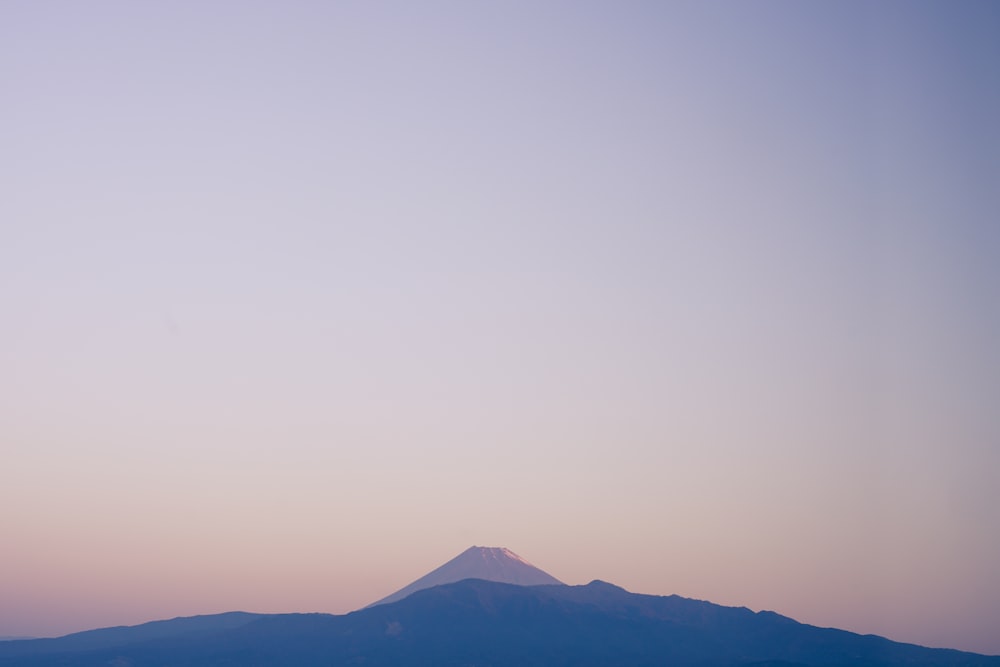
368,545 -> 563,607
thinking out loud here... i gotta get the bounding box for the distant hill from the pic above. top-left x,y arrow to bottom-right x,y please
0,612 -> 266,661
1,580 -> 997,667
369,545 -> 563,607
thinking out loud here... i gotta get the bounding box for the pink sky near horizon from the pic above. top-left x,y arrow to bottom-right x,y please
2,0 -> 999,655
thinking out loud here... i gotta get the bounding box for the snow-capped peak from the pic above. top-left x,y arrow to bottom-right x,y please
367,545 -> 563,608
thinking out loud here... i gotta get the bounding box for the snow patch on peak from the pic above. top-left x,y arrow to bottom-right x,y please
467,546 -> 533,567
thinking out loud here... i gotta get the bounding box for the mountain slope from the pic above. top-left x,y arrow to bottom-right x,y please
0,612 -> 266,659
368,545 -> 564,606
1,580 -> 996,667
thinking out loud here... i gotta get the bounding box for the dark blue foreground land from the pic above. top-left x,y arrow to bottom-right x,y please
2,579 -> 997,667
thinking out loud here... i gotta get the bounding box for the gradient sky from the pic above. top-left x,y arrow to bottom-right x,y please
2,0 -> 999,655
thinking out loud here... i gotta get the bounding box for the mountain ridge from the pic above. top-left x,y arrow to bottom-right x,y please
3,579 -> 996,666
0,612 -> 267,658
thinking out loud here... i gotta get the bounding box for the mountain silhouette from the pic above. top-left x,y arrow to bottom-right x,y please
368,545 -> 564,606
0,611 -> 266,663
2,579 -> 997,666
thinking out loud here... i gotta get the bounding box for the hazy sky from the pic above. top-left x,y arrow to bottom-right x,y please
2,0 -> 999,655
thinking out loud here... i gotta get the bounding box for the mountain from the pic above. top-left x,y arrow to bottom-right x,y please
0,612 -> 266,660
368,545 -> 564,606
1,579 -> 997,667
